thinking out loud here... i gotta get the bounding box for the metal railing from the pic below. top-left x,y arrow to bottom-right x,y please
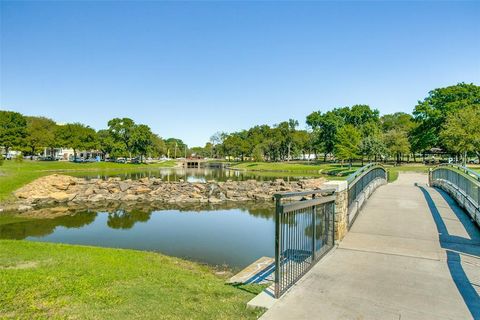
430,164 -> 480,226
347,163 -> 387,226
274,188 -> 336,298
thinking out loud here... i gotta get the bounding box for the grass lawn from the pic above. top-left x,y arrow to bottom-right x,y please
382,163 -> 480,182
470,165 -> 480,174
382,164 -> 430,182
0,160 -> 176,202
0,240 -> 265,320
230,161 -> 361,177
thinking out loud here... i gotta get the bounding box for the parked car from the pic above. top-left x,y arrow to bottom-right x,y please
39,156 -> 59,161
115,158 -> 126,163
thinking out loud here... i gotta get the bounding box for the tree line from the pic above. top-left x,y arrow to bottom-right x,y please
0,114 -> 187,161
1,82 -> 479,165
197,83 -> 480,165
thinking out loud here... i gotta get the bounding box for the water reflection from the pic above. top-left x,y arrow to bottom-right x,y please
0,212 -> 97,240
0,203 -> 275,269
107,209 -> 152,229
71,167 -> 319,182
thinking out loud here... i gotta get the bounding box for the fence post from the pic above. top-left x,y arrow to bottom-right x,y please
312,194 -> 316,262
274,194 -> 281,298
332,201 -> 336,246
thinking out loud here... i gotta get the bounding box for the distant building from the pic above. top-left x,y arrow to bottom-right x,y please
43,148 -> 102,161
43,147 -> 74,160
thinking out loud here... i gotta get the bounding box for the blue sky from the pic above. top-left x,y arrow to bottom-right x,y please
1,1 -> 479,146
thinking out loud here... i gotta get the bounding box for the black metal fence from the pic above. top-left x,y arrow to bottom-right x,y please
347,163 -> 387,208
274,189 -> 336,298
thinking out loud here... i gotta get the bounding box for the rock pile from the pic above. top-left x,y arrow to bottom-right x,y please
12,174 -> 326,210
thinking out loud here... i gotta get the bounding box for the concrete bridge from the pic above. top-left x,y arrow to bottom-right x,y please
259,172 -> 480,319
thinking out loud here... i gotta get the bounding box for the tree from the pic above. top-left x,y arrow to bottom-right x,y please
130,124 -> 154,162
97,129 -> 124,159
292,130 -> 310,160
107,118 -> 136,157
307,111 -> 343,161
223,133 -> 248,161
0,110 -> 27,156
440,105 -> 480,166
381,112 -> 415,133
149,134 -> 166,158
347,104 -> 380,127
380,112 -> 416,161
335,125 -> 361,167
165,138 -> 187,158
57,123 -> 97,161
275,119 -> 298,161
360,135 -> 387,163
384,129 -> 410,164
412,83 -> 480,152
24,116 -> 56,158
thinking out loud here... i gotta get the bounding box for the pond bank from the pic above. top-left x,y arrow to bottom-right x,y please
2,174 -> 326,213
0,240 -> 265,319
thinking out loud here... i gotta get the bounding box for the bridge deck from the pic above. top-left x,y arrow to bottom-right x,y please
261,173 -> 480,320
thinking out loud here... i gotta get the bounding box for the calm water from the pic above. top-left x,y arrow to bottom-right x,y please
72,167 -> 320,182
1,169 -> 321,269
0,203 -> 275,269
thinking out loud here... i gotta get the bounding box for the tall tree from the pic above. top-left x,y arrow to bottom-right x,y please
360,135 -> 387,163
440,105 -> 480,165
347,104 -> 380,127
307,111 -> 343,161
0,110 -> 27,156
209,131 -> 226,158
384,129 -> 411,164
130,124 -> 154,162
381,112 -> 415,133
335,125 -> 361,167
57,123 -> 97,161
412,83 -> 480,152
165,138 -> 187,158
97,129 -> 124,159
107,118 -> 136,157
24,116 -> 56,158
149,134 -> 166,158
380,112 -> 416,161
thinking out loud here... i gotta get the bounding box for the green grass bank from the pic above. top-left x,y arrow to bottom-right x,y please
0,160 -> 176,202
0,239 -> 265,320
228,161 -> 436,183
229,161 -> 360,178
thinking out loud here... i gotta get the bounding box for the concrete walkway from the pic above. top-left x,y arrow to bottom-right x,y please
261,173 -> 480,320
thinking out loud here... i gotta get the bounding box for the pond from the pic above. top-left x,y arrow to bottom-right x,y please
70,167 -> 320,182
0,203 -> 275,270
